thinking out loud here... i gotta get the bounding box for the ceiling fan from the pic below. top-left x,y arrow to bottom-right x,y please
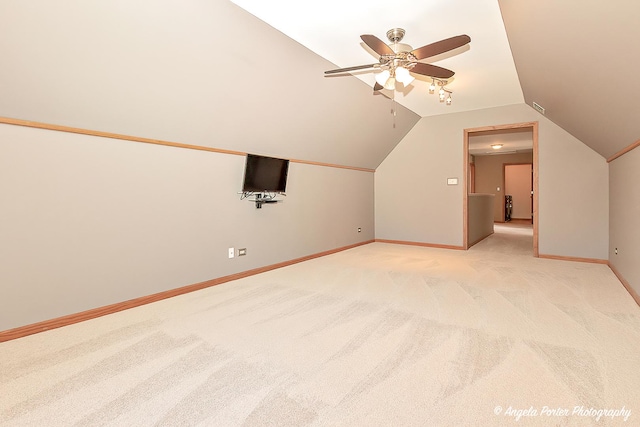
324,28 -> 471,92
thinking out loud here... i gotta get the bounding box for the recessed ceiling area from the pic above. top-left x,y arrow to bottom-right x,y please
230,0 -> 640,159
230,0 -> 524,117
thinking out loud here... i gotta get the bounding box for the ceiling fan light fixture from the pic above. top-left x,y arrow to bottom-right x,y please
395,66 -> 414,86
375,69 -> 390,86
325,29 -> 471,108
383,77 -> 396,90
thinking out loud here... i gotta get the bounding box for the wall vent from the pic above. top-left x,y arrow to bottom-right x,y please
532,101 -> 545,115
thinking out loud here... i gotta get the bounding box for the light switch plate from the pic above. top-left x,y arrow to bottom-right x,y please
447,178 -> 458,185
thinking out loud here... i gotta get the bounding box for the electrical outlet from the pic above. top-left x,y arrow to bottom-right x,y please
228,247 -> 235,259
238,248 -> 247,256
615,248 -> 618,255
357,228 -> 361,233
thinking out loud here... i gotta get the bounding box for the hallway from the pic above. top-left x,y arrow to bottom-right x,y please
471,222 -> 533,257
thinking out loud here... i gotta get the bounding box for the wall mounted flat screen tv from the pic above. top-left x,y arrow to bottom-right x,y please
242,154 -> 289,194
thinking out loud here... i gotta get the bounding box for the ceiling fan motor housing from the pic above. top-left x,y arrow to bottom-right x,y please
386,28 -> 405,43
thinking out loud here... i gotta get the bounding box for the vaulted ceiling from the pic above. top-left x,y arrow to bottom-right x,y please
1,0 -> 638,166
229,0 -> 524,118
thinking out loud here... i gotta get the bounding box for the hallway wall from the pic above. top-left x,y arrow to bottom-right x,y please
474,152 -> 533,222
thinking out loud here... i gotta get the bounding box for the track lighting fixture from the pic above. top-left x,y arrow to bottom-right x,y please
374,73 -> 455,106
430,78 -> 453,106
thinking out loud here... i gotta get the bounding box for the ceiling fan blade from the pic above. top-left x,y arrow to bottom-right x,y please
410,35 -> 471,60
324,63 -> 378,75
410,62 -> 455,79
373,82 -> 383,92
360,34 -> 395,56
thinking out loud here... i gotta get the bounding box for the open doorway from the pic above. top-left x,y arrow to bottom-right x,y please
463,122 -> 539,256
504,163 -> 533,223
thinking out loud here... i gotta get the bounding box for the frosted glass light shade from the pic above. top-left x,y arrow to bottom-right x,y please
383,77 -> 396,90
375,70 -> 390,86
395,67 -> 415,86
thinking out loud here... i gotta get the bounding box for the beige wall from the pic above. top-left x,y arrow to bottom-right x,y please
0,102 -> 615,331
375,117 -> 464,246
468,194 -> 495,246
0,123 -> 374,331
474,153 -> 533,222
609,147 -> 640,296
375,103 -> 609,259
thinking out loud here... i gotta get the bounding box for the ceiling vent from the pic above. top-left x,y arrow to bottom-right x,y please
532,101 -> 545,115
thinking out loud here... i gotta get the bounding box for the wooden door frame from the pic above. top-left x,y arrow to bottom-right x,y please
463,122 -> 539,256
469,162 -> 476,193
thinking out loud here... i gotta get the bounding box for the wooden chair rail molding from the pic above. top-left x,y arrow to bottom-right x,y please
607,138 -> 640,163
0,240 -> 375,343
0,117 -> 374,173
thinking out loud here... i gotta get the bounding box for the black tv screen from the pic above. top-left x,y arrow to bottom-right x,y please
242,154 -> 289,193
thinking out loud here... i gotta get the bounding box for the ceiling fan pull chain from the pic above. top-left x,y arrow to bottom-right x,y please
392,90 -> 397,128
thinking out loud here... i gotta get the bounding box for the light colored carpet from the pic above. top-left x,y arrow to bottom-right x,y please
2,230 -> 640,426
473,223 -> 534,256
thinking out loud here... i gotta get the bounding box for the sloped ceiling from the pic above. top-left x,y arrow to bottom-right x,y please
499,0 -> 640,158
0,0 -> 419,170
1,0 -> 637,165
